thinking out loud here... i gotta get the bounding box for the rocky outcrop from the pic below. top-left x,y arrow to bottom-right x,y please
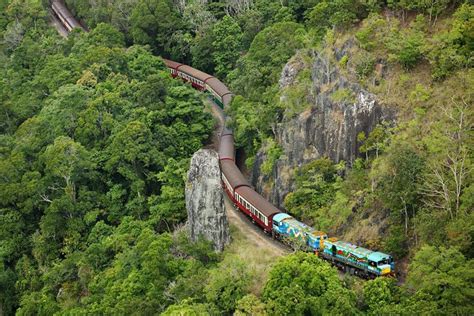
252,44 -> 394,208
186,149 -> 229,252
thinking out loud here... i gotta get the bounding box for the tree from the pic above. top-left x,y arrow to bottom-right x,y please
191,28 -> 216,74
162,300 -> 215,316
1,10 -> 217,312
284,158 -> 338,227
205,256 -> 252,313
126,46 -> 166,81
86,23 -> 125,48
307,0 -> 365,33
212,15 -> 243,78
263,252 -> 357,315
422,99 -> 472,222
363,277 -> 400,313
358,124 -> 390,160
404,245 -> 474,315
426,4 -> 474,79
130,0 -> 181,55
0,261 -> 17,315
244,21 -> 305,88
235,294 -> 267,316
385,16 -> 426,69
227,21 -> 305,154
41,136 -> 93,203
182,1 -> 216,34
371,144 -> 424,239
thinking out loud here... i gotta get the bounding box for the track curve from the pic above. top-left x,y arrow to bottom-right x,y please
50,0 -> 290,255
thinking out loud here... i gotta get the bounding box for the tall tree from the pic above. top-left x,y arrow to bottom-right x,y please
212,15 -> 243,78
130,0 -> 181,55
263,252 -> 357,315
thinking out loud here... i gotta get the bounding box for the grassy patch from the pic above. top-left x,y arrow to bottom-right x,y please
223,224 -> 281,295
330,88 -> 356,103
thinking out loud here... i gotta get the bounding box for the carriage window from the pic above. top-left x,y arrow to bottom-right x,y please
378,259 -> 389,266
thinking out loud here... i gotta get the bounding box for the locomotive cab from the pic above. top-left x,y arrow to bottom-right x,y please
272,213 -> 293,234
368,252 -> 394,276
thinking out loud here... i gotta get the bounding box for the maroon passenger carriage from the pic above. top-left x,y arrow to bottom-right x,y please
51,1 -> 84,32
163,59 -> 232,107
162,59 -> 282,233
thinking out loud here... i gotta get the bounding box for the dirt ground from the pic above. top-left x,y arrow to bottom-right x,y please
224,196 -> 290,257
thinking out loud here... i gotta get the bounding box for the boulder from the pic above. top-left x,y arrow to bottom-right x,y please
186,149 -> 229,252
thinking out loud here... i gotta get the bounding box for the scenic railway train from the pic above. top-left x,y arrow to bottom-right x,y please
51,0 -> 395,279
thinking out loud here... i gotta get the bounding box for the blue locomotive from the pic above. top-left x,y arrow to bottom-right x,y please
272,213 -> 395,278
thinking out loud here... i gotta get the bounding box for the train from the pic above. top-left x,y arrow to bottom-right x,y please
51,0 -> 395,279
51,0 -> 83,32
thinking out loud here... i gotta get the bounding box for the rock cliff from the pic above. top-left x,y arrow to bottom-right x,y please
186,149 -> 229,252
252,46 -> 394,208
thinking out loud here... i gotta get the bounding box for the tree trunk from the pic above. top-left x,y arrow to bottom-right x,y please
401,197 -> 408,236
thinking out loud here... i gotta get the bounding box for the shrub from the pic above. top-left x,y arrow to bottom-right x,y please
354,52 -> 376,78
261,138 -> 283,176
331,88 -> 356,103
385,18 -> 426,69
426,4 -> 474,79
339,55 -> 349,68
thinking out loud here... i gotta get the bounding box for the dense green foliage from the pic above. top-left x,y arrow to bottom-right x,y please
0,4 -> 216,312
1,0 -> 473,314
284,158 -> 341,227
263,252 -> 357,315
368,246 -> 474,315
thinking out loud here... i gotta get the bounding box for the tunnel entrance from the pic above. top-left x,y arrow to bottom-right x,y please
235,147 -> 250,179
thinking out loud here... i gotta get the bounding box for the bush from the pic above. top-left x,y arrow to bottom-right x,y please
355,13 -> 387,50
339,55 -> 349,68
330,88 -> 356,103
426,3 -> 474,79
354,52 -> 376,78
385,18 -> 426,69
261,138 -> 283,176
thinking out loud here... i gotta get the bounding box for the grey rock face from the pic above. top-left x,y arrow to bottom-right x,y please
279,56 -> 306,89
252,48 -> 394,208
186,149 -> 229,252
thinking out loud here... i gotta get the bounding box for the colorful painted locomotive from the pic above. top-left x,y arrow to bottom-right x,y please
272,213 -> 327,251
272,213 -> 394,278
320,239 -> 395,277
